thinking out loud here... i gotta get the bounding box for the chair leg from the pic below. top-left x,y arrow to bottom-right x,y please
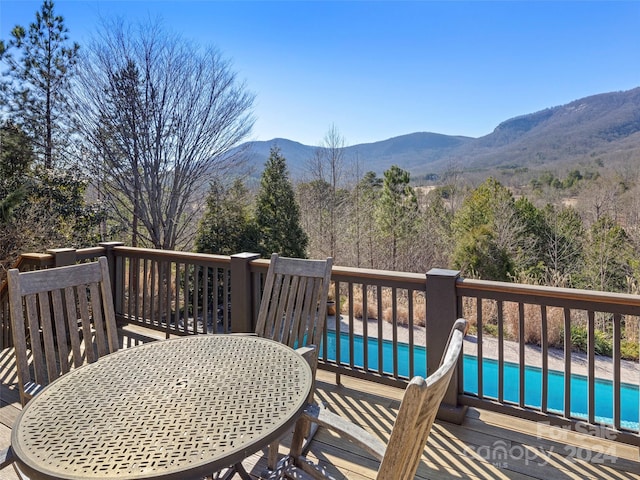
300,403 -> 325,456
267,439 -> 280,470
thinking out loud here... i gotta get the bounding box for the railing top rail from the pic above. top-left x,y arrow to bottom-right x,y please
457,277 -> 640,308
330,265 -> 426,288
15,253 -> 54,268
248,258 -> 270,272
248,259 -> 427,288
76,247 -> 107,261
113,246 -> 231,265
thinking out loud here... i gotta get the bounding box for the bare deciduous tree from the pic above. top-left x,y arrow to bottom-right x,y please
71,19 -> 254,250
306,124 -> 348,260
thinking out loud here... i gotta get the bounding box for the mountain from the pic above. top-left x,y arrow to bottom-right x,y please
236,87 -> 640,178
457,87 -> 640,170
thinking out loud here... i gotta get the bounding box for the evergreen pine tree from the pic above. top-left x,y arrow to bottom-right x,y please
2,0 -> 79,168
255,147 -> 308,258
195,178 -> 258,255
375,165 -> 418,270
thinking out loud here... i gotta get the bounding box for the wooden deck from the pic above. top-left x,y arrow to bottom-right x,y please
0,326 -> 637,480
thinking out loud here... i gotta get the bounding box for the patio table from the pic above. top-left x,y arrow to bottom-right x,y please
10,334 -> 312,480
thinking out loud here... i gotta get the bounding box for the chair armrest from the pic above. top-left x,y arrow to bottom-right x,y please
302,404 -> 386,461
295,346 -> 316,366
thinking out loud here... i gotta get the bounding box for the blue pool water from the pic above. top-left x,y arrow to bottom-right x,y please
324,331 -> 639,430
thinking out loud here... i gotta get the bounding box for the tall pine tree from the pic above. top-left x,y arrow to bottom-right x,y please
2,0 -> 79,168
255,147 -> 308,258
375,165 -> 419,271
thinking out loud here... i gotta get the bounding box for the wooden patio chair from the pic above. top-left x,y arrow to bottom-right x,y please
7,256 -> 119,406
255,253 -> 333,470
268,318 -> 469,480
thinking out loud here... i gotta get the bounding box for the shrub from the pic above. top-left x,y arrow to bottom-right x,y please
344,285 -> 426,327
621,341 -> 639,361
569,325 -> 587,353
352,301 -> 379,320
569,325 -> 612,356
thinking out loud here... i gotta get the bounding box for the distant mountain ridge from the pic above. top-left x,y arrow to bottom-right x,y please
237,87 -> 640,178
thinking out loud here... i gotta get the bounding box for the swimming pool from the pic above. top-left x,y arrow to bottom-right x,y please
323,330 -> 639,430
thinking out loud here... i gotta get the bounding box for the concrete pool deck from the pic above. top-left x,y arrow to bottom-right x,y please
327,314 -> 640,385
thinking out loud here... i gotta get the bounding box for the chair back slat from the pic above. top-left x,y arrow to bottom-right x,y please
376,318 -> 467,480
37,292 -> 60,384
23,293 -> 46,386
50,289 -> 71,374
305,276 -> 326,347
77,283 -> 97,363
63,286 -> 83,367
274,274 -> 287,338
8,257 -> 119,406
289,279 -> 303,346
8,275 -> 29,400
255,253 -> 333,350
99,256 -> 119,353
90,282 -> 109,358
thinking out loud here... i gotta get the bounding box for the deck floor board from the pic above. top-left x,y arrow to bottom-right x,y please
0,326 -> 636,480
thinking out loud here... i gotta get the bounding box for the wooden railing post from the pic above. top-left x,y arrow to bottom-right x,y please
230,253 -> 261,333
100,242 -> 125,315
426,268 -> 467,424
46,248 -> 77,267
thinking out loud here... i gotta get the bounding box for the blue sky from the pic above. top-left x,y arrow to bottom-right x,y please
1,1 -> 639,146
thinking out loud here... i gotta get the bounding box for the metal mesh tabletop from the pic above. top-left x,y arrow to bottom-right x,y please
11,335 -> 313,480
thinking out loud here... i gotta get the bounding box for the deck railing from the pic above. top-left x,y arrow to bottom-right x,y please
1,244 -> 638,445
456,277 -> 640,445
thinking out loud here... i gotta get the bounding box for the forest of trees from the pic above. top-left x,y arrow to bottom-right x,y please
197,148 -> 640,296
3,1 -> 640,304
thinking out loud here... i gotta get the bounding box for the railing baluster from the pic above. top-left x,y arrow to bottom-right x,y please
202,266 -> 209,333
408,288 -> 415,379
613,313 -> 621,429
498,300 -> 504,404
541,305 -> 548,413
127,258 -> 133,322
214,267 -> 220,333
392,287 -> 398,379
588,310 -> 595,424
348,281 -> 355,369
564,307 -> 571,418
184,263 -> 190,334
362,283 -> 369,372
335,280 -> 342,368
142,258 -> 148,327
115,254 -> 124,320
133,257 -> 140,324
174,263 -> 180,333
377,284 -> 383,377
518,302 -> 525,408
321,276 -> 329,364
222,268 -> 230,334
477,297 -> 483,400
165,261 -> 171,337
150,260 -> 156,329
162,262 -> 173,338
